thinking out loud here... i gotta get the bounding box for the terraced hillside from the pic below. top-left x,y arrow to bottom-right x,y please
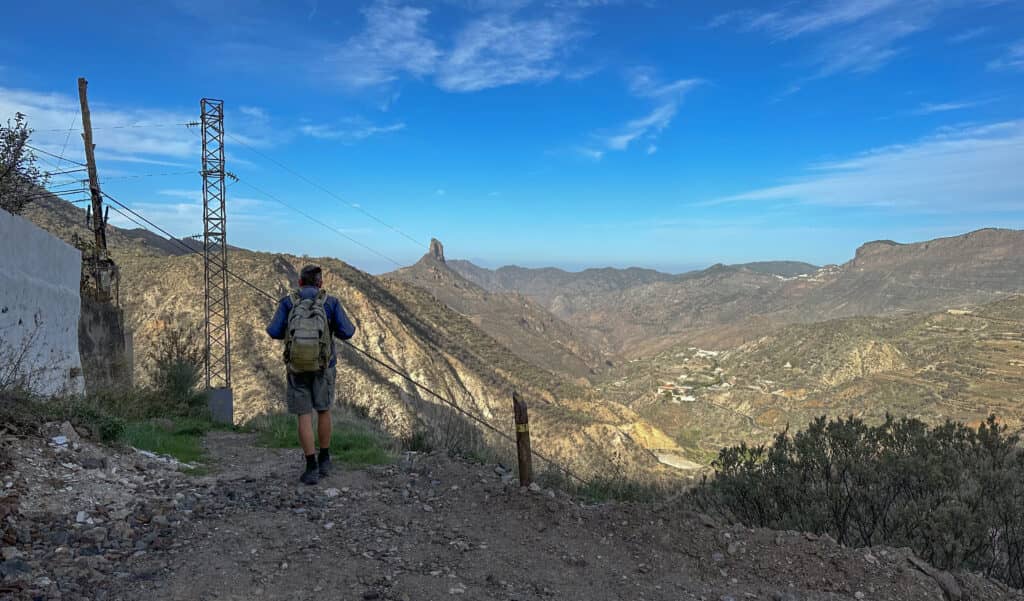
602,296 -> 1024,462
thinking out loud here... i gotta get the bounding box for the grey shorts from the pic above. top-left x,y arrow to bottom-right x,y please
286,366 -> 336,415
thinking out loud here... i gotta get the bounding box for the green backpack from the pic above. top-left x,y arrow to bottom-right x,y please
284,289 -> 331,373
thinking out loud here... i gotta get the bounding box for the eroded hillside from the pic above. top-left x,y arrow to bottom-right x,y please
602,296 -> 1024,461
387,239 -> 609,381
22,193 -> 692,480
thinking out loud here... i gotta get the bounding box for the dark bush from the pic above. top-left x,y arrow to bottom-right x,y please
146,324 -> 207,417
690,414 -> 1024,587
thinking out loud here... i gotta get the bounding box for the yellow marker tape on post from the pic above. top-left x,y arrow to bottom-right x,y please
516,424 -> 529,433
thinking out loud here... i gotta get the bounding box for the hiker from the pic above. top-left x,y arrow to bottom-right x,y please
266,265 -> 356,485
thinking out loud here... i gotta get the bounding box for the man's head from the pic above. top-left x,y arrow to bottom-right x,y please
299,265 -> 323,288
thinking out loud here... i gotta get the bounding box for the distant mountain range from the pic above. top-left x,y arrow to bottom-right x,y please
22,190 -> 1024,472
447,229 -> 1024,357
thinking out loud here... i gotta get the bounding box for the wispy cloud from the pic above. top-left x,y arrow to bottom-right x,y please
913,99 -> 990,115
711,119 -> 1024,212
710,1 -> 999,81
0,86 -> 198,167
948,26 -> 990,44
582,68 -> 702,158
239,105 -> 269,121
437,14 -> 581,92
324,1 -> 587,93
988,39 -> 1024,72
298,118 -> 405,142
325,2 -> 440,89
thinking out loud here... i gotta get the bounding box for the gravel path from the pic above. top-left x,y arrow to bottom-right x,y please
3,428 -> 1022,600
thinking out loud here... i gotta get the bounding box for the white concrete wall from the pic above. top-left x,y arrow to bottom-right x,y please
0,209 -> 85,396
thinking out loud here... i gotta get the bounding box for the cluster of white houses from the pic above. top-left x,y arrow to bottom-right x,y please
656,382 -> 697,403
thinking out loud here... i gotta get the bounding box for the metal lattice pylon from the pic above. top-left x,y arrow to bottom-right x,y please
201,98 -> 231,389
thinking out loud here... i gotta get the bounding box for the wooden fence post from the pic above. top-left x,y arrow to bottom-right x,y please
512,391 -> 533,486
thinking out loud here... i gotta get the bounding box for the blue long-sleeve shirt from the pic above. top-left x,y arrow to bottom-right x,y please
266,286 -> 356,368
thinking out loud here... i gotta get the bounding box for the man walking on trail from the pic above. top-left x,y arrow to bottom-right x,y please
266,265 -> 356,485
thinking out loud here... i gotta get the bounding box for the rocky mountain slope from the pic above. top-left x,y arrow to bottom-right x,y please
451,229 -> 1024,357
20,193 -> 691,479
2,425 -> 1017,601
387,239 -> 609,381
602,295 -> 1024,461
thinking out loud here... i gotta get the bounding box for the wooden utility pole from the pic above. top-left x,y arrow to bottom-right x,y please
78,77 -> 106,255
512,391 -> 533,486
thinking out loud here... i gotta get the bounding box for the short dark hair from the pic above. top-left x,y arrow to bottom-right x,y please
299,265 -> 323,287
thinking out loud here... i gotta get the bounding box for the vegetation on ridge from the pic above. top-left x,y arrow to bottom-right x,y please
691,413 -> 1024,588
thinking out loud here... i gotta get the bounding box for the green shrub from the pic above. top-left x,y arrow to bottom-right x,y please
691,414 -> 1024,587
147,324 -> 208,417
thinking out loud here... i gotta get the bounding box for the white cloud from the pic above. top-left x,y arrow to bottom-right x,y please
0,86 -> 277,172
948,26 -> 990,44
913,99 -> 988,115
711,1 -> 1001,80
0,86 -> 198,168
646,144 -> 657,155
585,68 -> 701,156
713,120 -> 1024,212
437,14 -> 580,92
326,2 -> 440,89
298,119 -> 405,142
238,105 -> 269,121
988,40 -> 1024,72
434,188 -> 446,196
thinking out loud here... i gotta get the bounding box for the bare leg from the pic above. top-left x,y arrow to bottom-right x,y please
297,413 -> 315,456
317,410 -> 332,450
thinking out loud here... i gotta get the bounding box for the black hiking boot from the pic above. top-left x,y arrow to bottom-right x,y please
300,465 -> 320,485
318,455 -> 332,478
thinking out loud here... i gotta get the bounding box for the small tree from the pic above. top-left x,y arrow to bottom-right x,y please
147,323 -> 207,416
0,113 -> 49,215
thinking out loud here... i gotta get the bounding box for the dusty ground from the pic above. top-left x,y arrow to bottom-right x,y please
2,428 -> 1022,601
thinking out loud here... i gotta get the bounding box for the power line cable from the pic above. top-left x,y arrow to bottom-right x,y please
234,178 -> 405,269
99,170 -> 195,182
98,189 -> 588,486
24,144 -> 87,167
183,127 -> 405,267
220,130 -> 424,249
58,117 -> 77,163
36,122 -> 195,132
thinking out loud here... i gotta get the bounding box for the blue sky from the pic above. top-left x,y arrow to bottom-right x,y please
2,0 -> 1023,273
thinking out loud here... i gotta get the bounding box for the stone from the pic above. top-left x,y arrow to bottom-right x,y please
323,488 -> 340,498
59,422 -> 81,443
528,483 -> 541,493
79,456 -> 107,470
2,546 -> 22,560
0,558 -> 30,577
429,238 -> 446,262
75,511 -> 88,524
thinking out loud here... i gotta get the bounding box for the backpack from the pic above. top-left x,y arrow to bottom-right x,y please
284,289 -> 331,373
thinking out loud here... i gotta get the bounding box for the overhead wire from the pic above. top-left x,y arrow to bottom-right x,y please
97,189 -> 589,486
24,143 -> 87,167
221,130 -> 425,249
233,177 -> 405,269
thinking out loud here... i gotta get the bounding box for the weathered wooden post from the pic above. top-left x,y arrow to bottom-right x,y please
512,391 -> 533,486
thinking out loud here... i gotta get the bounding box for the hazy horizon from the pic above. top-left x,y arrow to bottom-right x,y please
3,1 -> 1023,275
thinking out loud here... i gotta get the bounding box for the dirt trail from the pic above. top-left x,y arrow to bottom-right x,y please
3,429 -> 1023,601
